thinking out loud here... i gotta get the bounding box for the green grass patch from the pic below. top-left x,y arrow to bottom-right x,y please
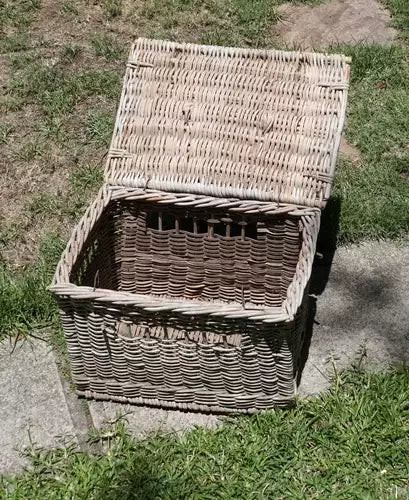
101,0 -> 122,19
382,0 -> 409,40
0,0 -> 40,30
0,233 -> 65,338
0,222 -> 23,247
69,164 -> 103,191
137,0 -> 280,47
83,108 -> 115,146
0,123 -> 14,144
332,43 -> 409,243
66,165 -> 104,217
12,139 -> 43,161
91,33 -> 125,61
23,164 -> 103,228
0,33 -> 30,54
9,52 -> 37,70
59,0 -> 80,16
60,43 -> 82,62
9,61 -> 121,117
37,117 -> 67,141
0,95 -> 23,112
0,0 -> 39,55
2,368 -> 409,498
27,193 -> 62,218
26,166 -> 103,222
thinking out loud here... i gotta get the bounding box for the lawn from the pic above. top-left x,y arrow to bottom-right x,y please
2,368 -> 409,498
1,0 -> 409,496
1,0 -> 409,337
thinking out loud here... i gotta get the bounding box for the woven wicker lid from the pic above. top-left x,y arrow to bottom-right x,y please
105,38 -> 350,208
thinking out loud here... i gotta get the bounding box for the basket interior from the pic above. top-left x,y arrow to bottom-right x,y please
71,198 -> 303,309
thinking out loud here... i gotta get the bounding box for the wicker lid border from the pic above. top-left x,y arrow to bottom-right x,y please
104,38 -> 350,208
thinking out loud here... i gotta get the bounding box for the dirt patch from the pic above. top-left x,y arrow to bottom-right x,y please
339,136 -> 361,163
0,0 -> 122,264
276,0 -> 397,50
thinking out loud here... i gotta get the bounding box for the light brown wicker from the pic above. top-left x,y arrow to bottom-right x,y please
52,39 -> 350,413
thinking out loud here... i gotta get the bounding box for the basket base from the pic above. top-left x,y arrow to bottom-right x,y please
76,388 -> 295,415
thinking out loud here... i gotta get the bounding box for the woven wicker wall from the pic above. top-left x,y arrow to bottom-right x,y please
72,199 -> 303,308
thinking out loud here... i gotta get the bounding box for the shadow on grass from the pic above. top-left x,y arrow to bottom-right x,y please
99,465 -> 164,500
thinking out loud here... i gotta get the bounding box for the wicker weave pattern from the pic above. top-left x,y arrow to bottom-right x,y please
53,39 -> 349,412
56,296 -> 309,412
105,39 -> 350,207
52,186 -> 319,412
52,186 -> 320,412
53,186 -> 319,322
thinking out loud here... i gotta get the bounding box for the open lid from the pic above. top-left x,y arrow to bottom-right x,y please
105,38 -> 350,208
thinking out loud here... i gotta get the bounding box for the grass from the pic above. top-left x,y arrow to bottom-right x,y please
91,33 -> 125,61
0,167 -> 102,337
83,108 -> 115,146
60,43 -> 82,62
101,0 -> 123,19
0,233 -> 65,338
27,193 -> 62,217
0,222 -> 22,247
0,33 -> 30,53
382,0 -> 409,40
0,95 -> 23,112
66,164 -> 104,217
69,164 -> 103,190
12,139 -> 43,161
137,0 -> 280,47
0,0 -> 39,53
331,43 -> 409,243
9,52 -> 36,70
38,116 -> 67,141
0,123 -> 14,144
2,368 -> 409,498
136,0 -> 322,47
25,166 -> 103,222
0,0 -> 40,30
8,61 -> 121,117
59,0 -> 80,16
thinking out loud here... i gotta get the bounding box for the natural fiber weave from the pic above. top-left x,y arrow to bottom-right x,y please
105,38 -> 350,207
52,39 -> 350,413
52,186 -> 320,411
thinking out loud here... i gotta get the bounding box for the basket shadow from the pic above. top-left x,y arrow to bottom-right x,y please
296,196 -> 341,387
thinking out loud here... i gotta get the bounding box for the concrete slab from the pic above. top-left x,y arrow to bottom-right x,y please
276,0 -> 397,50
298,241 -> 409,396
0,338 -> 89,475
88,400 -> 220,437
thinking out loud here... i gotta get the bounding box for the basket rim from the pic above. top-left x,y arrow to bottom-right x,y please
52,185 -> 320,321
50,282 -> 292,323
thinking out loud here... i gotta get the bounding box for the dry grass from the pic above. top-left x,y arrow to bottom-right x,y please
0,0 -> 285,265
1,0 -> 408,338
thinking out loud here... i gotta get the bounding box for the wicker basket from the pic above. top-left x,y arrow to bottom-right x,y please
52,39 -> 350,413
